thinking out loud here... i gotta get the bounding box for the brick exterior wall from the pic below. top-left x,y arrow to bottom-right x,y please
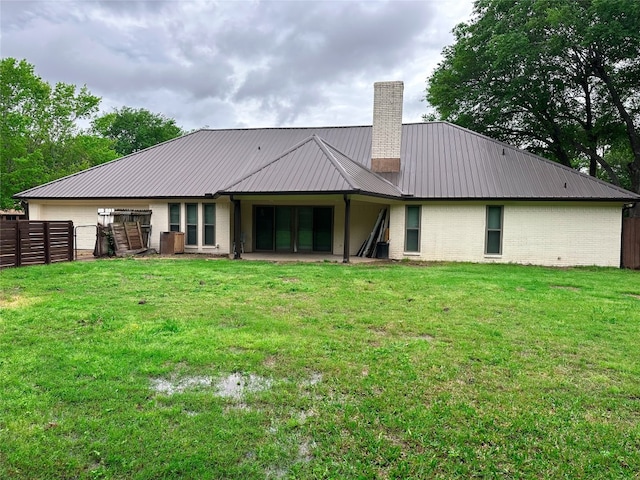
371,81 -> 403,173
501,204 -> 621,266
30,198 -> 623,266
388,202 -> 623,267
30,199 -> 232,254
216,200 -> 232,254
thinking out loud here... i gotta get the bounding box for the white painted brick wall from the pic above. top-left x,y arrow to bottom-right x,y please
388,204 -> 407,258
501,204 -> 621,266
216,200 -> 231,254
388,202 -> 623,267
31,198 -> 623,266
148,202 -> 168,250
388,203 -> 485,260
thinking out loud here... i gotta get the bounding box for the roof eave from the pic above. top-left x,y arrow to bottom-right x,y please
219,188 -> 406,201
405,196 -> 639,203
218,189 -> 363,197
17,194 -> 224,201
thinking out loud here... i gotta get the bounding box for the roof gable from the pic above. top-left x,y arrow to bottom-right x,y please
221,134 -> 402,198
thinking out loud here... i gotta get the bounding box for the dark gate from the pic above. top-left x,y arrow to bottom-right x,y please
622,217 -> 640,269
0,220 -> 74,268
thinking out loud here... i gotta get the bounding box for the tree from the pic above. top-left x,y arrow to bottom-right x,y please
0,58 -> 116,209
426,0 -> 640,207
92,107 -> 184,156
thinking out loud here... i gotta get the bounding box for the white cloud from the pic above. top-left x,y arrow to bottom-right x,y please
0,0 -> 474,130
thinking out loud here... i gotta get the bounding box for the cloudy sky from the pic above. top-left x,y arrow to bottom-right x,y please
1,0 -> 474,131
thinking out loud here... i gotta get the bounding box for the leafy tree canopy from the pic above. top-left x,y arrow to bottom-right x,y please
426,0 -> 640,197
92,106 -> 184,156
0,58 -> 116,209
1,58 -> 184,210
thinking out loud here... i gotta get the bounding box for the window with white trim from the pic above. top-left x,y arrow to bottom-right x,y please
405,205 -> 421,252
169,203 -> 180,232
186,203 -> 198,245
203,204 -> 216,246
485,206 -> 503,255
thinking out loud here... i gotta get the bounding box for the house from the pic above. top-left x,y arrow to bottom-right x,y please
15,82 -> 639,267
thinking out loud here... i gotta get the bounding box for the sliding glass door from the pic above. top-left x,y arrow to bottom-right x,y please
254,206 -> 332,253
255,206 -> 274,250
297,207 -> 313,251
275,206 -> 292,251
312,207 -> 332,252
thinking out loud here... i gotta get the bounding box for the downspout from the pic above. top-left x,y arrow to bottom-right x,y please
343,194 -> 351,263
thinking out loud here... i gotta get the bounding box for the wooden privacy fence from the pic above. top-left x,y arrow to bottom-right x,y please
0,220 -> 74,268
622,217 -> 640,270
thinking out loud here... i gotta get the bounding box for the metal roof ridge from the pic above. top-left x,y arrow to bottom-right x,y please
308,135 -> 358,191
315,136 -> 404,197
199,124 -> 373,133
197,122 -> 430,134
217,134 -> 326,194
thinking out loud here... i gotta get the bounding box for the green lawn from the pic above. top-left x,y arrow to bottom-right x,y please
1,258 -> 639,479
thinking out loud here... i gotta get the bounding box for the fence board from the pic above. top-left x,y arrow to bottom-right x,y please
110,222 -> 146,256
622,217 -> 640,270
0,220 -> 74,268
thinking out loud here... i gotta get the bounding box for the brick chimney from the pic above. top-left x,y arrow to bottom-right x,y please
371,81 -> 403,173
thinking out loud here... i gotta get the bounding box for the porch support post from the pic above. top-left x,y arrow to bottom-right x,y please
343,194 -> 351,263
233,197 -> 242,259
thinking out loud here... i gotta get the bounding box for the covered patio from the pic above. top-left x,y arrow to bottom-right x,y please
219,134 -> 402,263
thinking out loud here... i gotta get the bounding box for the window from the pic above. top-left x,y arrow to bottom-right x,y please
405,205 -> 420,252
486,206 -> 503,254
186,203 -> 198,245
203,204 -> 216,246
169,203 -> 180,232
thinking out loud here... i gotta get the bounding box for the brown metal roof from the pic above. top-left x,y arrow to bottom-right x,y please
221,134 -> 402,198
15,122 -> 639,202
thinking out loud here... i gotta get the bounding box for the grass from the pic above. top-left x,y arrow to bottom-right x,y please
1,258 -> 639,479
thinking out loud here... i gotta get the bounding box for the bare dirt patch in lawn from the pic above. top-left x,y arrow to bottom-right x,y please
406,333 -> 435,342
0,289 -> 34,309
263,355 -> 278,368
280,277 -> 300,283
